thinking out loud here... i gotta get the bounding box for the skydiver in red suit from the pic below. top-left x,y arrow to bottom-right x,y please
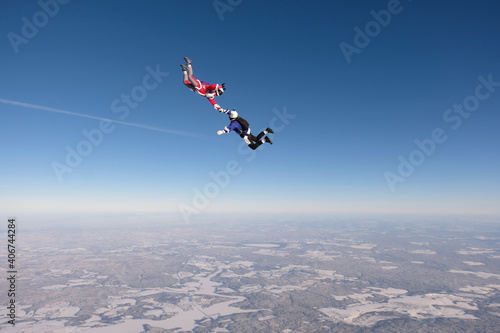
180,57 -> 226,111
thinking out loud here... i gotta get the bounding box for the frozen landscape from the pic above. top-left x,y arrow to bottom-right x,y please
2,219 -> 500,332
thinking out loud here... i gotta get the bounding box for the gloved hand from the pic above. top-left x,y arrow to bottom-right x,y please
218,108 -> 226,113
214,104 -> 221,110
217,130 -> 225,135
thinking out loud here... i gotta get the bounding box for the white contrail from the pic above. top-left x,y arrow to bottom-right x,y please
0,98 -> 210,139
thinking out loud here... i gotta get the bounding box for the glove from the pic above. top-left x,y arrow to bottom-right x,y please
218,108 -> 226,113
214,104 -> 221,110
217,130 -> 224,135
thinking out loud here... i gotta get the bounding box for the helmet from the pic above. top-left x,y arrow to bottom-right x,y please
216,83 -> 225,96
229,110 -> 238,120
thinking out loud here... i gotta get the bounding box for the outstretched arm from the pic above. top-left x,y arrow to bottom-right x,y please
217,121 -> 237,135
217,126 -> 230,135
207,97 -> 223,111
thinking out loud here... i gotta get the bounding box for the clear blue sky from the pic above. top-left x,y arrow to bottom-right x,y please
1,0 -> 499,227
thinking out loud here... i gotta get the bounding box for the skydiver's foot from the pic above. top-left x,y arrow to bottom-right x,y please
180,64 -> 188,71
265,128 -> 274,134
184,57 -> 192,65
264,136 -> 273,144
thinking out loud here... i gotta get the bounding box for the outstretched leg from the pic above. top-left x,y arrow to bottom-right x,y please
246,135 -> 272,150
243,134 -> 259,150
255,128 -> 274,141
181,64 -> 189,85
248,142 -> 262,150
248,139 -> 266,150
184,57 -> 200,89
